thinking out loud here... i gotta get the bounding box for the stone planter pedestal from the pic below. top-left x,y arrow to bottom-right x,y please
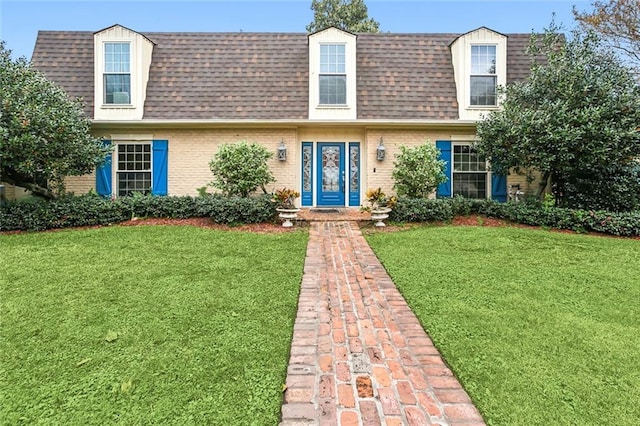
276,208 -> 301,227
371,207 -> 392,227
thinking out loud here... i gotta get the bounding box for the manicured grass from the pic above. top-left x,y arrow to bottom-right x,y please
366,226 -> 640,425
0,225 -> 308,425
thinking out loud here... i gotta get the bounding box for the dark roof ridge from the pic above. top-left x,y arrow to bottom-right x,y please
307,26 -> 357,37
449,26 -> 511,46
94,24 -> 156,45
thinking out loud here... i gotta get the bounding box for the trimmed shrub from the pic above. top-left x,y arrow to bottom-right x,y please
0,195 -> 128,231
2,193 -> 639,237
390,198 -> 454,222
0,194 -> 276,232
198,194 -> 276,224
392,143 -> 447,198
208,141 -> 275,197
389,197 -> 640,237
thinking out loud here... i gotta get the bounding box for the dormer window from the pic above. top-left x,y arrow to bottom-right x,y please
450,28 -> 506,119
470,45 -> 497,106
308,27 -> 356,119
319,44 -> 346,105
104,42 -> 131,104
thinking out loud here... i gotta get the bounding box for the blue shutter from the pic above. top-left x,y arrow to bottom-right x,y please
491,173 -> 507,202
152,140 -> 168,196
96,140 -> 112,197
436,140 -> 451,198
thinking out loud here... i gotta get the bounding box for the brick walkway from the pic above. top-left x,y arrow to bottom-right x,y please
280,221 -> 484,426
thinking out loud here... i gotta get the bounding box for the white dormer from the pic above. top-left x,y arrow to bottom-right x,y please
308,27 -> 357,120
450,27 -> 507,121
94,24 -> 154,120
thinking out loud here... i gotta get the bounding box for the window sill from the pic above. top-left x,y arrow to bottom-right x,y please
316,104 -> 350,109
101,104 -> 135,109
466,105 -> 499,110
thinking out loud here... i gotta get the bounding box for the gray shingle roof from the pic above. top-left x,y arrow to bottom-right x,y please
143,32 -> 309,119
31,29 -> 534,121
31,31 -> 95,116
506,34 -> 534,84
356,33 -> 460,120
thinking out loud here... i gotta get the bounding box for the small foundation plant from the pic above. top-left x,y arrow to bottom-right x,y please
271,188 -> 300,227
362,187 -> 397,226
271,188 -> 300,210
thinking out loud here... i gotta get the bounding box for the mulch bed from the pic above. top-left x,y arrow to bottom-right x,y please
3,215 -> 638,239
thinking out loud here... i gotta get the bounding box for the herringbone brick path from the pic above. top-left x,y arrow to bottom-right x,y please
280,221 -> 484,425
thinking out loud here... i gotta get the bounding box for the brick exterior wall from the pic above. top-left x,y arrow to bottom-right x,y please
54,125 -> 541,205
64,173 -> 96,196
1,183 -> 16,200
364,129 -> 464,197
153,128 -> 299,196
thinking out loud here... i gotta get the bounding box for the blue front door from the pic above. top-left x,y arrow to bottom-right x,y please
317,143 -> 345,206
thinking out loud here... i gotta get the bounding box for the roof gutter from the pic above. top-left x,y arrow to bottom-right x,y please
90,118 -> 479,130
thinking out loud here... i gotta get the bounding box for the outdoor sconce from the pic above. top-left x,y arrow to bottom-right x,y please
277,139 -> 287,161
376,137 -> 386,161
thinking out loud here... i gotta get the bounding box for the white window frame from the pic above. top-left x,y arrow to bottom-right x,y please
452,143 -> 490,199
308,27 -> 356,120
115,142 -> 152,196
319,43 -> 347,106
103,42 -> 132,105
469,44 -> 497,107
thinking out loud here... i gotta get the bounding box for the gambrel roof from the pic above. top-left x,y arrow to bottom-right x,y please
31,29 -> 534,120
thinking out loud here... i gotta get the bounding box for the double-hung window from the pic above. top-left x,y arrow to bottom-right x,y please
104,42 -> 131,104
319,44 -> 346,105
453,145 -> 488,199
470,45 -> 497,106
117,144 -> 151,196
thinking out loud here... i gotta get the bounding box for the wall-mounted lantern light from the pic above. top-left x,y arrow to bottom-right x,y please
376,137 -> 386,161
277,139 -> 287,161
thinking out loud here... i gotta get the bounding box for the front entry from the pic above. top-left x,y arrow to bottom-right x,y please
317,143 -> 345,206
301,141 -> 360,208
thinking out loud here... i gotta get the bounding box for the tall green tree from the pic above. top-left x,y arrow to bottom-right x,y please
0,42 -> 110,199
306,0 -> 380,33
573,0 -> 640,71
475,24 -> 640,211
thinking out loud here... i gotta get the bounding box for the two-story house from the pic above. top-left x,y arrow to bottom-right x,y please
22,24 -> 535,207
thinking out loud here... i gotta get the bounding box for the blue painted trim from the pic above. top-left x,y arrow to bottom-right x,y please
348,142 -> 360,206
96,139 -> 112,197
301,142 -> 313,206
436,140 -> 452,198
152,140 -> 168,196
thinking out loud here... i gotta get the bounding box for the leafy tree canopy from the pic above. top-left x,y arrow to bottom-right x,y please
0,41 -> 110,199
475,24 -> 640,210
306,0 -> 380,33
573,0 -> 640,71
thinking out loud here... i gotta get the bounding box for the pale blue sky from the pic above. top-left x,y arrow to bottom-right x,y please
1,0 -> 589,60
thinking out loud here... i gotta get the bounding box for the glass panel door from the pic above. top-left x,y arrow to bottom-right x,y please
316,143 -> 345,206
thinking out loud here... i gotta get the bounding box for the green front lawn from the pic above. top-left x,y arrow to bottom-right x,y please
366,226 -> 640,425
0,226 -> 308,425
